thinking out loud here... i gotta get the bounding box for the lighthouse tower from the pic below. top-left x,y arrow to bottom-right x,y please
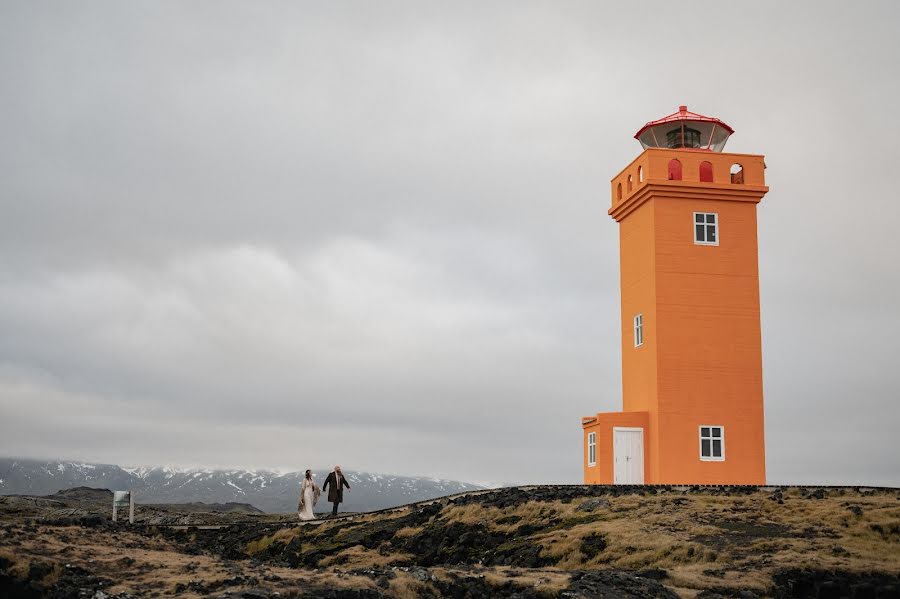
582,106 -> 768,485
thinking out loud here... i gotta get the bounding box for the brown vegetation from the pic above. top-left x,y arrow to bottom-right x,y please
1,485 -> 898,597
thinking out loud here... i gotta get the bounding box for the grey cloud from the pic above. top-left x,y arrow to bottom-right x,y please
1,1 -> 898,485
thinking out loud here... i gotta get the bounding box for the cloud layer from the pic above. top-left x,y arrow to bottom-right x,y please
1,2 -> 899,485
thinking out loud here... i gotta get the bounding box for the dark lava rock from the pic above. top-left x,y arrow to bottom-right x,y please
773,568 -> 900,598
176,580 -> 211,594
565,570 -> 680,598
697,590 -> 759,599
43,514 -> 111,528
26,561 -> 54,581
847,505 -> 863,516
432,572 -> 539,598
297,589 -> 386,598
635,568 -> 668,581
0,560 -> 114,599
0,573 -> 43,599
397,521 -> 556,568
579,533 -> 608,559
219,575 -> 259,588
157,522 -> 284,561
410,568 -> 431,582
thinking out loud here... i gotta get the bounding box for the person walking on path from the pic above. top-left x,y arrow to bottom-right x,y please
297,469 -> 320,521
322,465 -> 350,516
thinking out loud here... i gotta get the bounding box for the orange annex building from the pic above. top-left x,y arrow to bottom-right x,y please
582,106 -> 768,485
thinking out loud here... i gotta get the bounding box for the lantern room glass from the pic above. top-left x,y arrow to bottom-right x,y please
666,127 -> 701,149
637,121 -> 731,152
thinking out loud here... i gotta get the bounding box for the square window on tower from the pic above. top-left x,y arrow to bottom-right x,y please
694,212 -> 719,245
699,426 -> 725,461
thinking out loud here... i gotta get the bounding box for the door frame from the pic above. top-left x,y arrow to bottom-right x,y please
612,426 -> 645,485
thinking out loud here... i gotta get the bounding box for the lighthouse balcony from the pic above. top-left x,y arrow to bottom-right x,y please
610,149 -> 767,210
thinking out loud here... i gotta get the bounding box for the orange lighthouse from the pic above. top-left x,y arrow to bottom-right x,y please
582,106 -> 768,485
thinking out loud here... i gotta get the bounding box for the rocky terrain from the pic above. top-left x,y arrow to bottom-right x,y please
0,459 -> 482,513
1,485 -> 898,598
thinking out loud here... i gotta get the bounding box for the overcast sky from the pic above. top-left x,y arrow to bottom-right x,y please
1,2 -> 898,486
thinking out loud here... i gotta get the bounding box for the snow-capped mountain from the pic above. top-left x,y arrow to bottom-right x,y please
0,458 -> 483,513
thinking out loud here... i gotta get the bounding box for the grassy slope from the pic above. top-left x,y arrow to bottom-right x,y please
243,486 -> 900,596
1,486 -> 898,598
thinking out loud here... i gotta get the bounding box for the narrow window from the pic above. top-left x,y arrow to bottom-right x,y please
730,163 -> 744,184
638,165 -> 644,183
700,426 -> 725,461
693,212 -> 718,245
668,159 -> 682,181
633,313 -> 643,347
699,161 -> 714,182
627,174 -> 633,192
616,182 -> 622,201
588,432 -> 596,466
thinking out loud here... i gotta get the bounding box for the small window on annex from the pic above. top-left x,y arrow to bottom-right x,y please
633,313 -> 643,347
700,426 -> 724,461
694,212 -> 718,245
588,432 -> 596,466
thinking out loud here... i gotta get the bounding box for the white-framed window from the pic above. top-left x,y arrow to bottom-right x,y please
694,212 -> 719,245
699,426 -> 725,461
633,314 -> 643,347
587,432 -> 596,466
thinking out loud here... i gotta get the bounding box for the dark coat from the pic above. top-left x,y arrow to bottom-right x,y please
323,471 -> 350,504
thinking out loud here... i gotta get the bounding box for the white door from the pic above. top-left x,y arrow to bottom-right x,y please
613,428 -> 644,484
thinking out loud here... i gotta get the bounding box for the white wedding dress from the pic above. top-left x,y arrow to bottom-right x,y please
298,479 -> 317,521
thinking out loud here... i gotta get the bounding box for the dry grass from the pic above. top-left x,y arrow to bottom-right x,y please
1,523 -> 387,598
0,549 -> 30,580
319,545 -> 413,568
3,488 -> 897,598
387,573 -> 433,599
438,489 -> 900,595
393,525 -> 422,538
665,562 -> 772,594
41,563 -> 64,585
440,500 -> 573,532
483,567 -> 570,596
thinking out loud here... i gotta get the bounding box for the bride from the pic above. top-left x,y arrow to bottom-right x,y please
298,469 -> 321,521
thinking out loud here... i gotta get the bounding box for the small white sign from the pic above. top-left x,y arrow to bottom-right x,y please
112,490 -> 134,523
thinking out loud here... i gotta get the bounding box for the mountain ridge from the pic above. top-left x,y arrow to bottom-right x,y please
0,457 -> 484,513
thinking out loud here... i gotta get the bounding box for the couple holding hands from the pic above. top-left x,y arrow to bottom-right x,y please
298,465 -> 350,520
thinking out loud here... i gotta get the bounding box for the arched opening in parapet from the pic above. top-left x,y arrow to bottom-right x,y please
699,161 -> 714,183
617,182 -> 622,200
627,174 -> 633,192
668,159 -> 682,181
730,163 -> 744,184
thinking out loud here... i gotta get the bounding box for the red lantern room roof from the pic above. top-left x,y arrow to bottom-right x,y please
635,105 -> 734,139
634,105 -> 735,152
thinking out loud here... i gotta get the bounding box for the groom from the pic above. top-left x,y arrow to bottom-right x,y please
322,465 -> 351,516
